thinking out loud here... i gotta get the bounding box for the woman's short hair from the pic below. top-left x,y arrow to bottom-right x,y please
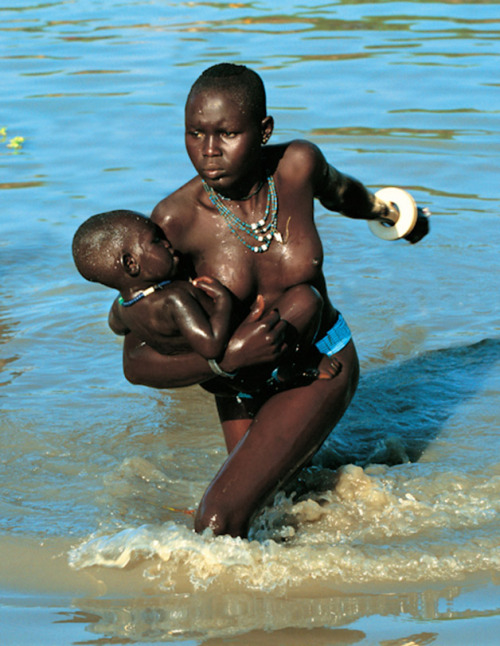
187,63 -> 267,122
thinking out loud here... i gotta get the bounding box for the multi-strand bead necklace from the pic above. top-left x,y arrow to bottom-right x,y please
202,174 -> 282,253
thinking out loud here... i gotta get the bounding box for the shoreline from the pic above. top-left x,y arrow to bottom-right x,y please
1,535 -> 499,645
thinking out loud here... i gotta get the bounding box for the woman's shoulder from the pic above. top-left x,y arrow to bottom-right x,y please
269,139 -> 325,184
151,177 -> 201,237
269,139 -> 326,191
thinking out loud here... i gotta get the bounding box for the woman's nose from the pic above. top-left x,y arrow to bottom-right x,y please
203,135 -> 220,156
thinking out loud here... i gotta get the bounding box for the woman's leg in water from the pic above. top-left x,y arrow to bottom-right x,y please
195,340 -> 359,537
215,389 -> 268,453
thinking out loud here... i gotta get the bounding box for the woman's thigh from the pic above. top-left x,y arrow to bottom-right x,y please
196,341 -> 359,536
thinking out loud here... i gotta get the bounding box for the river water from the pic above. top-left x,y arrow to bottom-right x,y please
1,1 -> 499,644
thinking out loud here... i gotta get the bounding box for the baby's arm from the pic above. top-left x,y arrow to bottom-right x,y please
171,277 -> 233,359
108,298 -> 130,336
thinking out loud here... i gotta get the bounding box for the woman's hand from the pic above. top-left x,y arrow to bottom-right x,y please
219,295 -> 289,374
403,207 -> 430,244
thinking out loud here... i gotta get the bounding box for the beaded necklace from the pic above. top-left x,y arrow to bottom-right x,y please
202,174 -> 282,253
218,179 -> 264,202
118,280 -> 171,307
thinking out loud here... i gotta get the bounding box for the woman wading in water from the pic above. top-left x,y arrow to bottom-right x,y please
122,63 -> 428,538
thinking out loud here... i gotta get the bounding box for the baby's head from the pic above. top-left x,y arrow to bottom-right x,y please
72,210 -> 177,290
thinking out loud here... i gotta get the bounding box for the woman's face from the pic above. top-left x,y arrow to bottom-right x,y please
185,88 -> 270,197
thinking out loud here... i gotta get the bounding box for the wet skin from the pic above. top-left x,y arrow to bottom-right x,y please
122,87 -> 425,537
121,218 -> 179,288
106,216 -> 234,361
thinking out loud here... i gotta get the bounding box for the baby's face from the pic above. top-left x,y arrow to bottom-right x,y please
132,220 -> 179,282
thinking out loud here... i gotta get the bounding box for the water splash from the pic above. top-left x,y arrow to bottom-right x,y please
69,463 -> 500,593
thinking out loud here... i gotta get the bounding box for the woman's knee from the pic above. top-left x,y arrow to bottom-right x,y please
194,499 -> 249,538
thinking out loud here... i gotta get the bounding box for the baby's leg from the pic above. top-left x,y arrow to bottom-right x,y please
273,283 -> 323,348
272,284 -> 331,383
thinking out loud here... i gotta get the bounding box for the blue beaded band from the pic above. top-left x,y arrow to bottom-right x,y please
118,280 -> 171,307
315,313 -> 352,356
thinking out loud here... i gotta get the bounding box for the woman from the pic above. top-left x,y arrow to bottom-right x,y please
122,63 -> 428,538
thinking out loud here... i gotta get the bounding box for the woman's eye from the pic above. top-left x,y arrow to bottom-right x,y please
223,131 -> 237,138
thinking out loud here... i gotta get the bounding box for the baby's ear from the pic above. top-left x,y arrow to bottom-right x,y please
122,252 -> 140,277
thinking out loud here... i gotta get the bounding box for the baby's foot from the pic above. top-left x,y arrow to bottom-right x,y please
270,353 -> 341,388
316,354 -> 342,379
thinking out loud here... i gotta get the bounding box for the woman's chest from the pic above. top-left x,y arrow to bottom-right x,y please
190,209 -> 323,306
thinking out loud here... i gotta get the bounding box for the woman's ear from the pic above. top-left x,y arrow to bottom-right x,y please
122,252 -> 140,277
261,115 -> 274,145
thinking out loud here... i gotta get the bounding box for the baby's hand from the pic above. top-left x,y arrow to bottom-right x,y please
192,275 -> 214,287
192,276 -> 231,304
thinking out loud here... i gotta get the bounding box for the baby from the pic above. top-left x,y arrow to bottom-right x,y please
72,209 -> 338,389
72,210 -> 233,363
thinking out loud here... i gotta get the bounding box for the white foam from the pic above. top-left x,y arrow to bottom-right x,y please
69,464 -> 500,593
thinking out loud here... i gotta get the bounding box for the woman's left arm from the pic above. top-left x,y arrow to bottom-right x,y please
311,145 -> 388,220
312,143 -> 429,242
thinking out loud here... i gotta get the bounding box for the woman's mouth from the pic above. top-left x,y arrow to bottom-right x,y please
202,168 -> 224,180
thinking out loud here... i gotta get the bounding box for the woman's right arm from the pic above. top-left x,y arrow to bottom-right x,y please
123,333 -> 213,388
123,300 -> 288,389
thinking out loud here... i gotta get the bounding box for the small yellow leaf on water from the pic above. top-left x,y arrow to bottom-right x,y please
7,136 -> 25,149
